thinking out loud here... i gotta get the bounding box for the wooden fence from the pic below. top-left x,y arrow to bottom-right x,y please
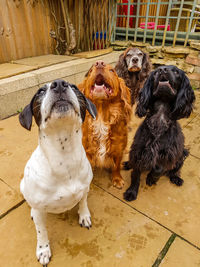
0,0 -> 115,63
0,0 -> 54,63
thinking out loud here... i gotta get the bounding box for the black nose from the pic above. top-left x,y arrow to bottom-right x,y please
132,57 -> 139,63
50,80 -> 68,93
159,67 -> 168,74
95,60 -> 106,69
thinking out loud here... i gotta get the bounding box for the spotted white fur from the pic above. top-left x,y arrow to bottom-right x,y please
20,81 -> 94,265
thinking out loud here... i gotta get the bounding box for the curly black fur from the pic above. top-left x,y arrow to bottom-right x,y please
123,65 -> 195,201
115,47 -> 151,105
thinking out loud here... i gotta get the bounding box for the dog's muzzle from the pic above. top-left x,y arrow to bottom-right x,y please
154,69 -> 176,97
49,80 -> 74,114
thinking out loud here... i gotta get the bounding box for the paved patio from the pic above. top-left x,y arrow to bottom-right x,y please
0,89 -> 200,266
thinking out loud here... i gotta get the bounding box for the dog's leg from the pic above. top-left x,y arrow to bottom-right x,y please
112,155 -> 124,189
166,149 -> 188,186
123,169 -> 141,201
146,166 -> 163,186
167,161 -> 184,186
78,191 -> 92,229
122,161 -> 132,170
31,208 -> 51,265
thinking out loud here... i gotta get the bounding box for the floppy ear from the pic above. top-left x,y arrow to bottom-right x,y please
136,71 -> 154,117
172,71 -> 195,119
85,97 -> 97,119
19,104 -> 33,131
19,93 -> 37,131
139,52 -> 152,81
115,52 -> 127,76
73,84 -> 97,121
119,78 -> 132,119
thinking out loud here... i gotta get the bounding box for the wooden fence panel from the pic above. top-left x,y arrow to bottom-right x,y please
0,0 -> 54,63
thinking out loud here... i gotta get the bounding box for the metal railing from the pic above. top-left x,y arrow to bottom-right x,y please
113,0 -> 200,47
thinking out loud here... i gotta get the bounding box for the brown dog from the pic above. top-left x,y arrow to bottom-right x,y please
78,60 -> 131,188
115,47 -> 151,105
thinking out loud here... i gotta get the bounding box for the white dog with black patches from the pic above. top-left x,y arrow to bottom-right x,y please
19,79 -> 97,265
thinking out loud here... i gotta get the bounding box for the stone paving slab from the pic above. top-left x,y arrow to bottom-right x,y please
12,54 -> 77,68
0,180 -> 22,216
72,47 -> 113,58
0,63 -> 37,80
183,114 -> 200,158
0,115 -> 37,208
92,92 -> 200,248
161,237 -> 200,266
93,153 -> 200,248
0,185 -> 171,267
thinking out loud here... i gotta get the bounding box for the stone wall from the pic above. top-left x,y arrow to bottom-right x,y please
112,41 -> 200,89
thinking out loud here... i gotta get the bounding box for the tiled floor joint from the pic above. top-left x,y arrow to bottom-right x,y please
152,234 -> 176,267
0,199 -> 25,220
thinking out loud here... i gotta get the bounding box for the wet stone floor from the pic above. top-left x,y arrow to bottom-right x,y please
0,91 -> 200,267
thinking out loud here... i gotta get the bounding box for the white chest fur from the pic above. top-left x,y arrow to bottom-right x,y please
20,126 -> 93,214
92,116 -> 109,163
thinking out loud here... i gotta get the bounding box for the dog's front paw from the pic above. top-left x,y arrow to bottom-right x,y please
146,176 -> 156,186
112,177 -> 124,189
123,188 -> 137,201
36,243 -> 51,265
79,213 -> 92,229
170,176 -> 184,186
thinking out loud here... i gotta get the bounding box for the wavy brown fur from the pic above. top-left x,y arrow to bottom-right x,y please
115,47 -> 152,105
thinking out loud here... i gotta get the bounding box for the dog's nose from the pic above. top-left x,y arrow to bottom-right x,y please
50,80 -> 68,93
132,57 -> 139,63
159,67 -> 168,74
95,60 -> 106,69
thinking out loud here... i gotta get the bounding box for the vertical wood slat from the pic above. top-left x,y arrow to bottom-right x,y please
113,0 -> 117,42
143,0 -> 150,43
134,0 -> 141,42
162,0 -> 173,47
184,0 -> 197,47
172,0 -> 184,47
0,0 -> 54,63
125,0 -> 131,41
152,0 -> 161,46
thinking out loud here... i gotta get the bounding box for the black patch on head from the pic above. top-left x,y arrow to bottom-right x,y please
71,84 -> 97,121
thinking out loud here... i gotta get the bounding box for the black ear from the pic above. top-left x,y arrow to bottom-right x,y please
85,98 -> 97,119
71,84 -> 97,121
19,104 -> 33,131
136,71 -> 154,117
19,94 -> 36,131
172,71 -> 195,120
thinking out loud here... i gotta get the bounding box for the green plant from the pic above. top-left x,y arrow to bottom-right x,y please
17,108 -> 23,113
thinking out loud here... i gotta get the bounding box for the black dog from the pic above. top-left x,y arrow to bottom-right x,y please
124,65 -> 195,201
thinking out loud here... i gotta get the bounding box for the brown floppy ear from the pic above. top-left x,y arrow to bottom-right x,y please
139,52 -> 152,81
119,77 -> 132,120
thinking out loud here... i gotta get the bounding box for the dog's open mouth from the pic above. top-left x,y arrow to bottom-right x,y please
91,74 -> 112,97
158,80 -> 175,94
52,100 -> 72,112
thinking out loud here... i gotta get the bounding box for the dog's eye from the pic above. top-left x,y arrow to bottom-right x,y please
173,69 -> 179,75
38,88 -> 46,95
138,52 -> 143,56
109,69 -> 114,73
